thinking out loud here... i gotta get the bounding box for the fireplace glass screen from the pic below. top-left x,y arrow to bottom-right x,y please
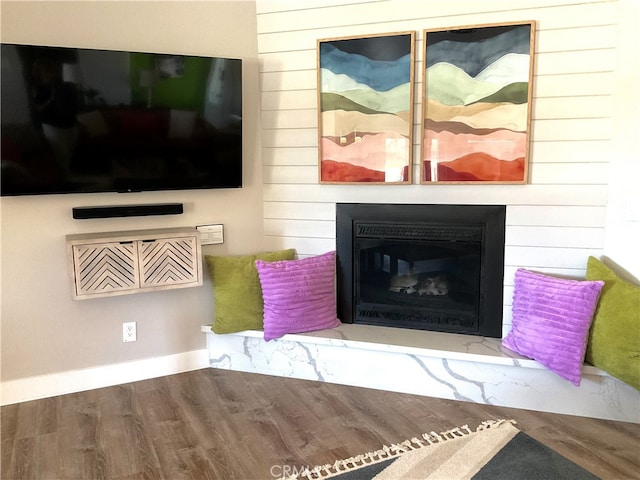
356,224 -> 482,332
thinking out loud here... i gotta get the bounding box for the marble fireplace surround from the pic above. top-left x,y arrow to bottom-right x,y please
203,201 -> 638,423
202,323 -> 640,424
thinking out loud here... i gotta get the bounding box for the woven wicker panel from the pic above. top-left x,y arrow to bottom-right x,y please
138,237 -> 199,287
72,242 -> 139,296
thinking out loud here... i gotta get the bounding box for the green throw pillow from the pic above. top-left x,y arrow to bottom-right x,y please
585,256 -> 640,390
205,249 -> 296,334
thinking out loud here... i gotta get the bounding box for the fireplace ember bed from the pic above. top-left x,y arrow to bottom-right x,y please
336,203 -> 506,338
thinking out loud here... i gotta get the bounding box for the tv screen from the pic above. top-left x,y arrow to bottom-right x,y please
1,44 -> 242,196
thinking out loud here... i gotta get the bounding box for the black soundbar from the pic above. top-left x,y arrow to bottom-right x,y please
72,203 -> 184,219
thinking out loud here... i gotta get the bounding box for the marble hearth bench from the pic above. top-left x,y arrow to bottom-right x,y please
201,324 -> 639,423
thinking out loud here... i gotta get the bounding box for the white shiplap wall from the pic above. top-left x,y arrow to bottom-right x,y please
256,0 -> 618,334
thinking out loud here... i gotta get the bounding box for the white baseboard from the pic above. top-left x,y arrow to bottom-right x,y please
0,349 -> 209,406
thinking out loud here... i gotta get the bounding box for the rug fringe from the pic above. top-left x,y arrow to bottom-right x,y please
281,419 -> 516,480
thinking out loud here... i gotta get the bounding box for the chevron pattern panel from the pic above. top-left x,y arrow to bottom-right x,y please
67,228 -> 202,299
72,242 -> 139,296
138,237 -> 199,287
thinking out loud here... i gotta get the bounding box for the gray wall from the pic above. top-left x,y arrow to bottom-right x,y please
1,1 -> 261,383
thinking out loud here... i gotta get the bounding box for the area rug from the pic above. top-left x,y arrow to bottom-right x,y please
282,419 -> 600,479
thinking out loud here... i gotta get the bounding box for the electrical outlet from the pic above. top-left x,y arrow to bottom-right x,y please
123,322 -> 137,342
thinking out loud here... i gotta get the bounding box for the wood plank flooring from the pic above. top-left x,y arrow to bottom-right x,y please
2,368 -> 639,479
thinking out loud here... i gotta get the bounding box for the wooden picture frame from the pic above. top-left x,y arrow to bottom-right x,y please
317,32 -> 415,184
421,21 -> 535,184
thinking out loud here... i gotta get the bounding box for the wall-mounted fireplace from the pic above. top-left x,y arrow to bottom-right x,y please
336,203 -> 506,338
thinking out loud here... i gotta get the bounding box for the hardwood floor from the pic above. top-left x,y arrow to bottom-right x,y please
2,368 -> 639,479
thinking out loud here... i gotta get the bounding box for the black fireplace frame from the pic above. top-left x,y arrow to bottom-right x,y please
336,203 -> 506,338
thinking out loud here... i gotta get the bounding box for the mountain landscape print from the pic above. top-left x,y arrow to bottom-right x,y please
422,22 -> 535,183
318,32 -> 414,183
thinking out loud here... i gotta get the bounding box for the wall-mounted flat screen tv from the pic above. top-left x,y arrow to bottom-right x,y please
1,43 -> 242,196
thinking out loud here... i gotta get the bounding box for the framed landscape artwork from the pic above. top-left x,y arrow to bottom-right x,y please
317,32 -> 415,184
421,21 -> 535,184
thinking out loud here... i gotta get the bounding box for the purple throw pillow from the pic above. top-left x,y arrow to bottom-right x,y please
255,251 -> 341,341
502,268 -> 604,386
